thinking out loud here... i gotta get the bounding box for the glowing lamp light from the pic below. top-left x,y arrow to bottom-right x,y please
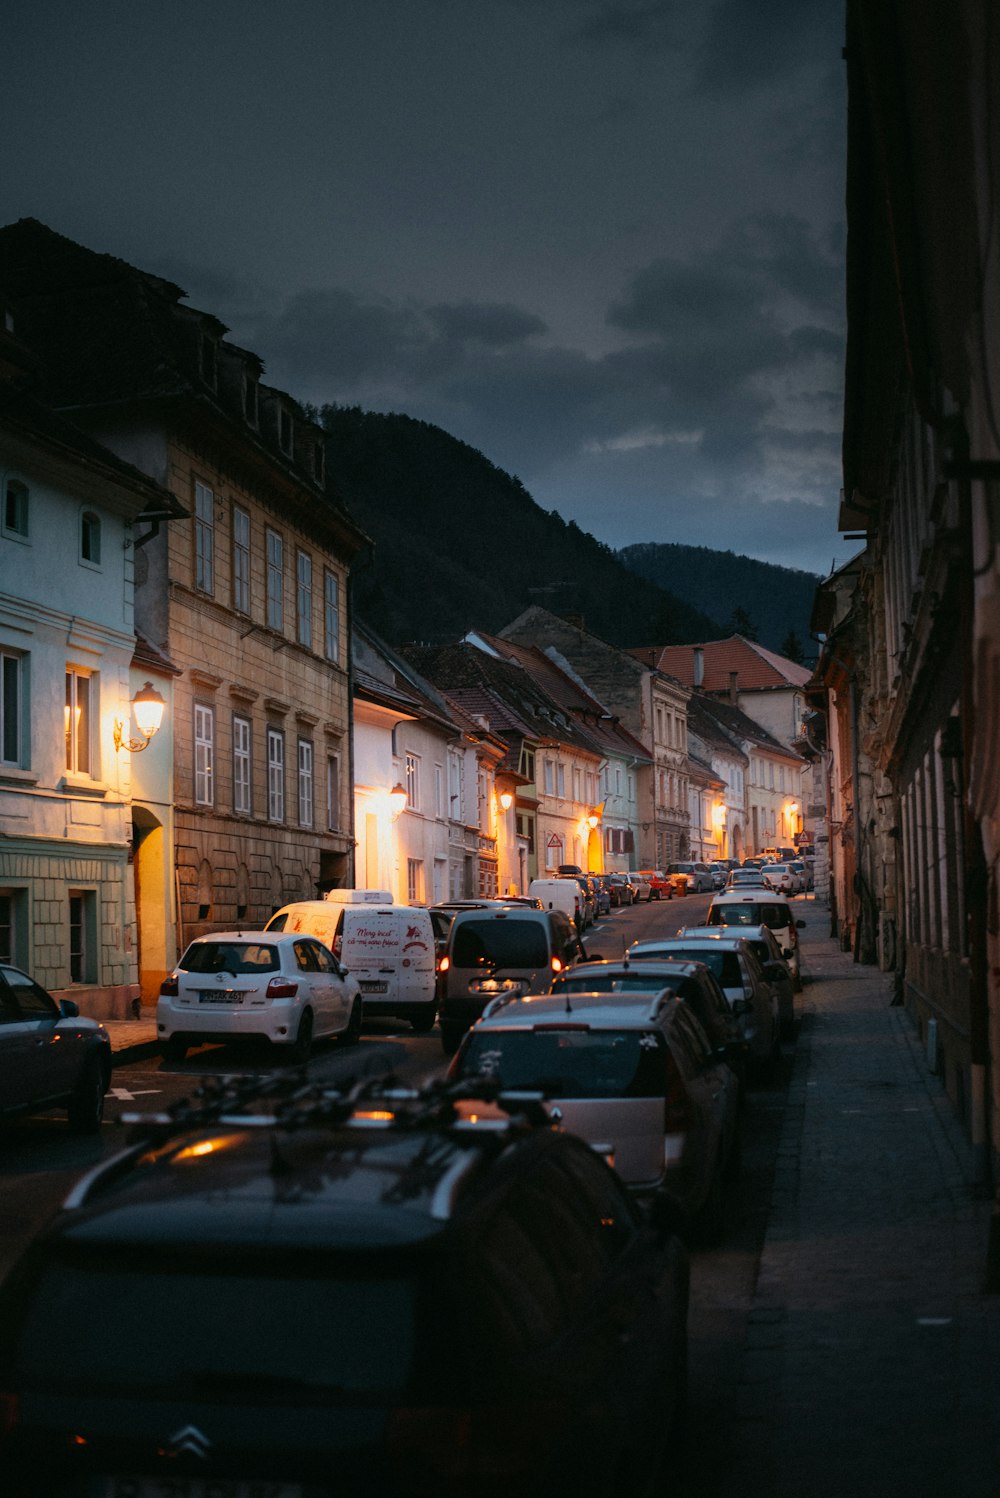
499,790 -> 514,811
586,813 -> 599,830
388,782 -> 408,818
113,681 -> 166,753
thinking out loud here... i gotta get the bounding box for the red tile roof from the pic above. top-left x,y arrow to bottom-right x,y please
632,636 -> 812,692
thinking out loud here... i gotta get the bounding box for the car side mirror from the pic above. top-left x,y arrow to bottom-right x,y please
59,998 -> 80,1018
762,962 -> 787,981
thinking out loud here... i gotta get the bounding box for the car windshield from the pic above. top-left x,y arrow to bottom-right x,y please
451,920 -> 549,970
459,1028 -> 669,1098
179,942 -> 280,975
12,1253 -> 417,1395
711,904 -> 791,930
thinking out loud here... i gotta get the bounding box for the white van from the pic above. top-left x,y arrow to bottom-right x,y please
528,877 -> 584,928
266,894 -> 437,1031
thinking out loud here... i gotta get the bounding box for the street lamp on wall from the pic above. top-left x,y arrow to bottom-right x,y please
499,790 -> 514,811
388,782 -> 408,818
113,682 -> 166,753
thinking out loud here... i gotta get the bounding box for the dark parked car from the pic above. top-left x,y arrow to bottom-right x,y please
0,964 -> 110,1131
0,1073 -> 690,1498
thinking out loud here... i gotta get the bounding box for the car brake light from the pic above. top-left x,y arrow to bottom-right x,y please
0,1391 -> 18,1439
266,977 -> 299,998
551,955 -> 563,973
333,934 -> 343,957
159,976 -> 178,997
438,955 -> 450,973
387,1401 -> 564,1491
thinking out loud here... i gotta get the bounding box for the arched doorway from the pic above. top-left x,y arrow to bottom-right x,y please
132,806 -> 174,1009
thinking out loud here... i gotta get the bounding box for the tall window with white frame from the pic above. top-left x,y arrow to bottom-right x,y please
326,753 -> 340,832
324,569 -> 340,665
405,752 -> 420,811
267,728 -> 285,822
194,704 -> 214,806
298,738 -> 314,827
266,529 -> 284,632
232,714 -> 251,816
0,650 -> 20,767
407,858 -> 424,904
448,750 -> 462,820
194,481 -> 214,594
64,668 -> 92,776
232,507 -> 250,615
296,551 -> 313,649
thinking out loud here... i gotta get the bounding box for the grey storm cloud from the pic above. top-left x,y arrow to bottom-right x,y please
425,301 -> 549,347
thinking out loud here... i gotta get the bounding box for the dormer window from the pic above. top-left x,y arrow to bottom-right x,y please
244,378 -> 259,427
279,408 -> 293,456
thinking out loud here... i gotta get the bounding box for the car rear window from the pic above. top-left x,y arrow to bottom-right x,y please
647,946 -> 743,987
451,919 -> 549,970
459,1027 -> 669,1098
711,903 -> 791,930
11,1254 -> 418,1394
179,941 -> 280,975
554,973 -> 675,996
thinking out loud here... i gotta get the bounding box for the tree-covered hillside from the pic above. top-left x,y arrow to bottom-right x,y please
618,542 -> 822,660
319,406 -> 723,648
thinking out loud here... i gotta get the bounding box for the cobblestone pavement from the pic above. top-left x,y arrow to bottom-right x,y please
724,900 -> 1000,1498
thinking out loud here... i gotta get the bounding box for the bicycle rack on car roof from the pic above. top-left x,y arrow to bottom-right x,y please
61,1073 -> 556,1212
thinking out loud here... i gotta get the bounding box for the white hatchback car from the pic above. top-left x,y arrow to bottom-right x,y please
157,932 -> 363,1061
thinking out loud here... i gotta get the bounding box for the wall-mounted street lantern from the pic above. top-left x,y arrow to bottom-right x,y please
499,790 -> 514,811
388,782 -> 408,818
113,681 -> 166,754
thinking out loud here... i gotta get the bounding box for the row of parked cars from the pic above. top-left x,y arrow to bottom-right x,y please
0,864 -> 809,1494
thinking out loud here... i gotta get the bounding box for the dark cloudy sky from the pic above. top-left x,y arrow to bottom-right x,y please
6,0 -> 849,575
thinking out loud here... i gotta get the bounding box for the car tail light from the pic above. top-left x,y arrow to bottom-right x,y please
0,1391 -> 18,1439
550,955 -> 563,974
265,977 -> 299,998
333,933 -> 343,957
664,1051 -> 692,1131
387,1401 -> 563,1492
159,976 -> 178,997
438,955 -> 450,974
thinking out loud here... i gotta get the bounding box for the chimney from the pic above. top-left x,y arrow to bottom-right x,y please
693,647 -> 704,688
728,670 -> 739,704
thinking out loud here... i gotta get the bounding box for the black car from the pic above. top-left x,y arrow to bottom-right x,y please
0,1073 -> 689,1498
0,964 -> 111,1131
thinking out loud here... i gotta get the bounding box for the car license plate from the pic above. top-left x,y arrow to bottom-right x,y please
199,990 -> 245,1004
470,978 -> 524,994
104,1480 -> 305,1498
359,981 -> 388,994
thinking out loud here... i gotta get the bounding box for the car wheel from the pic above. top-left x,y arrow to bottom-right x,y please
338,998 -> 362,1047
162,1035 -> 188,1062
409,1003 -> 436,1034
67,1056 -> 106,1133
289,1008 -> 314,1064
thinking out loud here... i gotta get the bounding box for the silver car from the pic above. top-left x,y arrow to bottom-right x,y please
0,965 -> 110,1131
450,990 -> 740,1241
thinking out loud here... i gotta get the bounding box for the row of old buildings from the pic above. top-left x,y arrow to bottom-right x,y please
0,218 -> 818,1021
809,1 -> 1000,1216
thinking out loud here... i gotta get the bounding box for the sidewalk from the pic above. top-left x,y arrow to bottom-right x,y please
104,1016 -> 160,1066
725,899 -> 1000,1498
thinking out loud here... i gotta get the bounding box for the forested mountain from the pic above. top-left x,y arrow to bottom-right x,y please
319,406 -> 722,648
318,405 -> 819,657
617,542 -> 822,660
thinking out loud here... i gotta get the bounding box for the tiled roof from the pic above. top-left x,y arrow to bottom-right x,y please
695,693 -> 804,761
633,635 -> 812,691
